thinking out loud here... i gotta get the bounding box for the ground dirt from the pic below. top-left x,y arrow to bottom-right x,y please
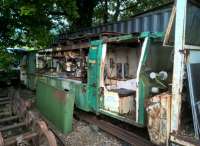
64,119 -> 123,146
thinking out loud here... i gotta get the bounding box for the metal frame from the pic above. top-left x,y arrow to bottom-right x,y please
171,0 -> 187,133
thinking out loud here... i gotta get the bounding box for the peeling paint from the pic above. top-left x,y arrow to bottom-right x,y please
146,92 -> 171,145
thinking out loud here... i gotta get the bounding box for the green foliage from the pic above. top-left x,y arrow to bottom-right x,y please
120,0 -> 170,19
93,0 -> 171,25
20,5 -> 36,16
0,0 -> 78,50
0,50 -> 15,70
0,0 -> 171,50
71,0 -> 99,31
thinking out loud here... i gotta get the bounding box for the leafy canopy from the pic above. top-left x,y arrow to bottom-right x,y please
93,0 -> 170,25
0,0 -> 78,50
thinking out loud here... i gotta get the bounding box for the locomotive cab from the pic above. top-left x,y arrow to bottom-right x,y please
98,33 -> 173,126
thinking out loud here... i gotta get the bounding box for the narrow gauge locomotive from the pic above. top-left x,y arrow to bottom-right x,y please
21,32 -> 173,128
16,0 -> 200,145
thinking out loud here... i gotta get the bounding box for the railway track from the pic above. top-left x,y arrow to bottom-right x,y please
75,111 -> 156,146
0,88 -> 58,146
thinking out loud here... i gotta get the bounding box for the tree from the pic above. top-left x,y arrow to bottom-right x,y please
120,0 -> 171,19
93,0 -> 171,25
71,0 -> 99,31
0,0 -> 78,50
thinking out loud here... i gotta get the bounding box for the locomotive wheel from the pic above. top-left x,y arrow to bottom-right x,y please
37,120 -> 48,133
39,130 -> 57,146
35,120 -> 57,146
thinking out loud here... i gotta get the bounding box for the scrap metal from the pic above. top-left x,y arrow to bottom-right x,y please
0,89 -> 58,146
146,92 -> 171,145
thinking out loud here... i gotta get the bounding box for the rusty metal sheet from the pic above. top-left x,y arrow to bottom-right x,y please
146,92 -> 171,145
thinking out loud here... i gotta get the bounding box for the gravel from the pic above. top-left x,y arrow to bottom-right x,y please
64,120 -> 123,146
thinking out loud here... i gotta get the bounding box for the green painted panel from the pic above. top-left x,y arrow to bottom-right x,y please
36,80 -> 75,134
138,75 -> 150,125
38,76 -> 90,112
87,40 -> 103,112
74,84 -> 90,111
27,74 -> 38,90
27,53 -> 36,74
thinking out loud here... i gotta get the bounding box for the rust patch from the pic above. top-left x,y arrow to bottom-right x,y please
146,92 -> 171,145
54,91 -> 66,103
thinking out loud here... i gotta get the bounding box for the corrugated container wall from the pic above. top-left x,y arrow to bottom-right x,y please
61,3 -> 173,39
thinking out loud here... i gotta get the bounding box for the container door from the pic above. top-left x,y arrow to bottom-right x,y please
87,40 -> 103,112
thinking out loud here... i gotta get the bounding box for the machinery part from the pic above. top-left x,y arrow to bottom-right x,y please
0,132 -> 4,146
36,120 -> 48,133
36,120 -> 58,146
150,71 -> 168,81
41,130 -> 58,146
151,87 -> 159,94
158,71 -> 168,81
25,111 -> 38,126
12,94 -> 32,117
150,72 -> 157,79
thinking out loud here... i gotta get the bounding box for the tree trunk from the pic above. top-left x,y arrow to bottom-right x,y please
72,0 -> 98,31
103,0 -> 108,23
114,0 -> 120,21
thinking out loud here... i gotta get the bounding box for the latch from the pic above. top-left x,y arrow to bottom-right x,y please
88,60 -> 96,64
91,46 -> 97,50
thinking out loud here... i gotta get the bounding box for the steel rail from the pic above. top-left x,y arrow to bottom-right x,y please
0,101 -> 10,106
4,131 -> 38,146
76,112 -> 156,146
0,98 -> 9,102
0,122 -> 26,132
0,112 -> 11,117
0,116 -> 19,124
